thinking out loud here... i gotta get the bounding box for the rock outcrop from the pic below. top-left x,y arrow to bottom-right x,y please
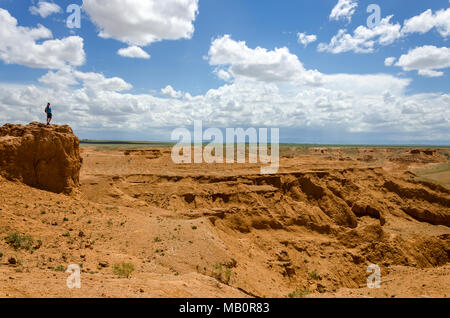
0,122 -> 82,193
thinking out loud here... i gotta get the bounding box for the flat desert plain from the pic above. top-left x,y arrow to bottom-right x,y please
0,142 -> 449,298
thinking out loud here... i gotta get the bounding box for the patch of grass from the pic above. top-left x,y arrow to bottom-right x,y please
113,263 -> 134,278
287,289 -> 310,298
154,237 -> 162,243
192,226 -> 198,230
308,270 -> 320,280
225,268 -> 232,283
213,263 -> 232,284
62,232 -> 70,237
4,233 -> 34,251
53,265 -> 66,272
63,217 -> 69,222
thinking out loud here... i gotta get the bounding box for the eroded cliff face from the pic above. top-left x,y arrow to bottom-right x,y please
0,122 -> 82,194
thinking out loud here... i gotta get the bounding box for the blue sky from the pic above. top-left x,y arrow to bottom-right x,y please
0,0 -> 449,144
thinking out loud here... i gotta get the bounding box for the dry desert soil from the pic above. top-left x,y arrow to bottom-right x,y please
0,136 -> 449,298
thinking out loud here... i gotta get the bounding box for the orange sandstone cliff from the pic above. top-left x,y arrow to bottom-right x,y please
0,122 -> 82,194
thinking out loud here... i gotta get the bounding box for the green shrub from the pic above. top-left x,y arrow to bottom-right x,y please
308,270 -> 320,280
113,263 -> 134,278
4,233 -> 34,251
287,289 -> 310,298
53,265 -> 66,272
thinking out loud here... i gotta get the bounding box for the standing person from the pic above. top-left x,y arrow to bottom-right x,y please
45,103 -> 52,125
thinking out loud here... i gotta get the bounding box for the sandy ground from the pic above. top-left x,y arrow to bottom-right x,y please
0,146 -> 449,298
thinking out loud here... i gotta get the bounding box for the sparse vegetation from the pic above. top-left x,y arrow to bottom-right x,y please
308,270 -> 320,280
113,263 -> 134,278
154,237 -> 162,242
212,263 -> 232,284
53,265 -> 66,272
4,233 -> 34,251
287,289 -> 310,298
225,268 -> 232,283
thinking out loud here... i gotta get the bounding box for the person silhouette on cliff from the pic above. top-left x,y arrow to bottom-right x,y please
45,103 -> 52,125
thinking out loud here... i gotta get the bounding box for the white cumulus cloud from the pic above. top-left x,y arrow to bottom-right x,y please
29,1 -> 62,18
297,32 -> 317,47
384,57 -> 396,67
38,69 -> 79,89
117,46 -> 150,59
318,16 -> 402,54
215,69 -> 233,82
74,71 -> 133,92
395,45 -> 450,77
83,0 -> 199,47
329,0 -> 358,23
161,85 -> 183,99
208,35 -> 323,85
402,8 -> 450,38
320,7 -> 450,55
0,8 -> 85,69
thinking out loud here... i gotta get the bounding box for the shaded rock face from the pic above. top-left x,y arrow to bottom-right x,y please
0,122 -> 82,194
